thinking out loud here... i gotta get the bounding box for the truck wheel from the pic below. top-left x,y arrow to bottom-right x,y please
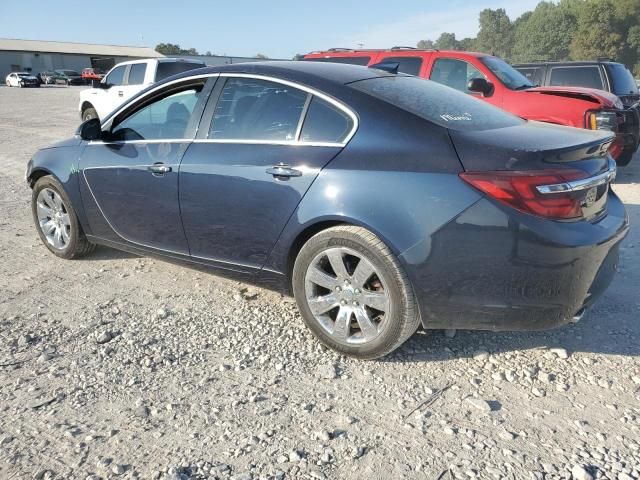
82,107 -> 99,122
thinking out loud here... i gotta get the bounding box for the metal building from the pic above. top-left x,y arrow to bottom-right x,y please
0,38 -> 163,79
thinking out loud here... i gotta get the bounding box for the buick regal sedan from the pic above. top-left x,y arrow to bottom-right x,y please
27,62 -> 628,359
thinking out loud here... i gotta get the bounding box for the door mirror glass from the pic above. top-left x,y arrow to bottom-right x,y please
77,118 -> 102,141
467,77 -> 494,96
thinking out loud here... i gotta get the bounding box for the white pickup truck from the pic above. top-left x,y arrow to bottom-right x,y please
78,58 -> 205,122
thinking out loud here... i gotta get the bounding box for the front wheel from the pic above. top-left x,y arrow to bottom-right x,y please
31,176 -> 96,259
82,107 -> 99,122
292,226 -> 420,359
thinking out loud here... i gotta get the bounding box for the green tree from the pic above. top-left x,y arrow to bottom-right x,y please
458,37 -> 476,51
511,1 -> 577,62
155,43 -> 200,56
475,8 -> 513,58
416,39 -> 435,49
255,53 -> 269,59
434,32 -> 460,50
570,0 -> 623,61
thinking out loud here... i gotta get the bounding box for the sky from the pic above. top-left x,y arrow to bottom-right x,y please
0,0 -> 541,59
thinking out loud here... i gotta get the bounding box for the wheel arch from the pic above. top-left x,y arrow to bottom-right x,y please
80,101 -> 95,114
27,167 -> 56,189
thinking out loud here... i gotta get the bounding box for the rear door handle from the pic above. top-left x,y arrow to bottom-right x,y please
148,164 -> 172,175
266,164 -> 302,178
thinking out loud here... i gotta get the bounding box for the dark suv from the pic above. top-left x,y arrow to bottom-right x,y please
513,61 -> 640,108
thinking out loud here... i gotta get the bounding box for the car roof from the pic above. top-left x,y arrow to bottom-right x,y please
305,49 -> 489,58
514,61 -> 625,67
162,60 -> 401,87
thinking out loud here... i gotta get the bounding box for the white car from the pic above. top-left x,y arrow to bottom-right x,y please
5,72 -> 39,88
78,58 -> 205,122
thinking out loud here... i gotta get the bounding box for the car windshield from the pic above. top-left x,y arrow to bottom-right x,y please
17,73 -> 31,78
606,63 -> 639,95
61,70 -> 80,76
350,75 -> 524,131
481,56 -> 535,90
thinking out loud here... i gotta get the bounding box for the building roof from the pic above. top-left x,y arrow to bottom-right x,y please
0,38 -> 164,58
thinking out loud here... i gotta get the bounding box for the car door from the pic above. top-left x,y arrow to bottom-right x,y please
79,77 -> 212,254
87,64 -> 127,119
120,62 -> 149,103
179,74 -> 356,271
429,57 -> 503,108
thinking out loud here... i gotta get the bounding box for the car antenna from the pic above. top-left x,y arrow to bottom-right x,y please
368,62 -> 400,74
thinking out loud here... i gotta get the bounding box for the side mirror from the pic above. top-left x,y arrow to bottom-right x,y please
467,78 -> 494,96
76,118 -> 102,141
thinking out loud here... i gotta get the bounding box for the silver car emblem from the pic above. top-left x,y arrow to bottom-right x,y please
584,187 -> 598,207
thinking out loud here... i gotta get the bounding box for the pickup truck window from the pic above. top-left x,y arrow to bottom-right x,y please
605,63 -> 639,95
516,67 -> 543,86
378,56 -> 423,76
481,56 -> 533,90
350,75 -> 523,131
105,66 -> 125,86
155,61 -> 205,82
431,58 -> 484,93
127,63 -> 147,85
549,66 -> 604,90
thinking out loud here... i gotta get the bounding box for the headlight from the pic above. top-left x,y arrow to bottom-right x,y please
586,110 -> 619,132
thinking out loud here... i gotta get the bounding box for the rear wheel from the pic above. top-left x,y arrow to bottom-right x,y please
292,226 -> 420,359
31,176 -> 96,259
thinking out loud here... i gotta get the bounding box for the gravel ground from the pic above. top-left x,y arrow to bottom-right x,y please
0,85 -> 639,480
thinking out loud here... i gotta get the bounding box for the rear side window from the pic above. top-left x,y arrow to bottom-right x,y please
517,67 -> 543,86
300,97 -> 353,143
209,78 -> 308,141
350,75 -> 523,131
127,63 -> 147,85
378,56 -> 423,76
549,66 -> 605,90
304,56 -> 371,66
155,61 -> 205,82
105,66 -> 125,86
430,58 -> 485,93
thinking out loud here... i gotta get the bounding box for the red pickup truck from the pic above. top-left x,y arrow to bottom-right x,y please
304,48 -> 640,165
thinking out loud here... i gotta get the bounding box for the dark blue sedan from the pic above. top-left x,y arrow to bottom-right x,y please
27,61 -> 628,359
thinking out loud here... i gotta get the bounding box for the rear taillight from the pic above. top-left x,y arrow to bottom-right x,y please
459,169 -> 590,219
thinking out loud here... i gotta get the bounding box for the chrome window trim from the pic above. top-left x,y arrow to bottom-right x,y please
536,158 -> 617,194
96,72 -> 358,148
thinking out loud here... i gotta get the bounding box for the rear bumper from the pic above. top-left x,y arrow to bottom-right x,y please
402,192 -> 628,331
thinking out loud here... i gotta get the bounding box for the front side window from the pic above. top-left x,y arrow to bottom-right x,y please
378,56 -> 423,76
105,66 -> 126,86
300,97 -> 353,143
430,58 -> 485,93
111,88 -> 201,141
209,78 -> 307,141
549,66 -> 604,90
482,56 -> 534,90
127,63 -> 147,85
605,63 -> 638,95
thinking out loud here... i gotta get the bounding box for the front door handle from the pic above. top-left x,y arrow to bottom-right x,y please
118,90 -> 124,97
148,164 -> 172,175
266,164 -> 302,178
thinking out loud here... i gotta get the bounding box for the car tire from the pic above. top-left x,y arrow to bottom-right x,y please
31,176 -> 96,260
65,80 -> 69,86
292,225 -> 420,359
82,107 -> 99,122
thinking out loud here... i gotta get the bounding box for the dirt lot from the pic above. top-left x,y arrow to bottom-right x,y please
0,85 -> 639,480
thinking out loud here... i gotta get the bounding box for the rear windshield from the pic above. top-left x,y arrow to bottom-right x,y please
605,63 -> 638,95
303,56 -> 371,66
350,75 -> 523,131
155,61 -> 205,82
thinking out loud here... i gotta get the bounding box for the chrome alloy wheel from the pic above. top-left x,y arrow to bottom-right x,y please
36,188 -> 71,250
304,247 -> 390,345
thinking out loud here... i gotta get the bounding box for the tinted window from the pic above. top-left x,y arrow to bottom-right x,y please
378,56 -> 423,76
155,61 -> 204,82
350,75 -> 523,131
516,67 -> 543,86
549,66 -> 604,90
431,58 -> 485,93
304,56 -> 371,66
605,63 -> 638,95
481,57 -> 533,90
300,97 -> 353,143
127,63 -> 147,85
105,66 -> 126,86
209,78 -> 307,141
112,88 -> 201,141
